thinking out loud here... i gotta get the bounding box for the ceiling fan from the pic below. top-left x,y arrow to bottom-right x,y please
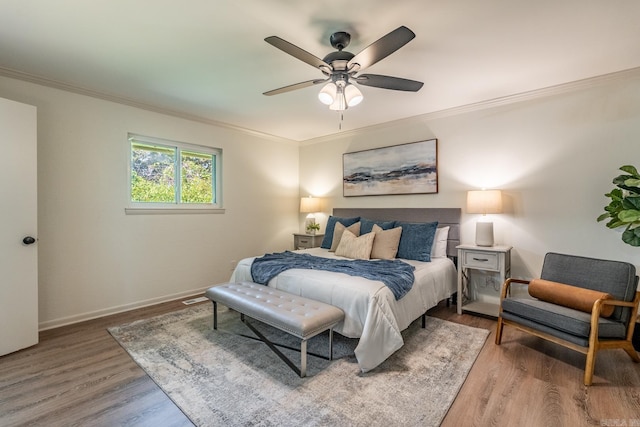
263,26 -> 424,111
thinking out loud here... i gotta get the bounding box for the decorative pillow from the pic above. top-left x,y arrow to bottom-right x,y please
395,221 -> 438,262
360,218 -> 396,235
370,224 -> 403,260
335,230 -> 375,260
430,226 -> 450,258
528,279 -> 615,318
329,221 -> 361,252
321,216 -> 360,249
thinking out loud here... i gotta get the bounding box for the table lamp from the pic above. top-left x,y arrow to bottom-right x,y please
300,196 -> 321,233
467,190 -> 503,246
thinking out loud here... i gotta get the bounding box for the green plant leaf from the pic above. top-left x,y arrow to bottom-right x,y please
624,178 -> 640,188
622,196 -> 640,210
622,226 -> 640,246
607,219 -> 625,229
618,209 -> 640,223
620,165 -> 639,177
597,213 -> 610,222
613,174 -> 640,193
605,188 -> 624,201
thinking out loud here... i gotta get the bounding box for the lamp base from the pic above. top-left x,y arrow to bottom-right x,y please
475,222 -> 494,247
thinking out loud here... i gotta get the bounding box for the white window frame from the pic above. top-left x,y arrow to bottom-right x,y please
125,133 -> 224,215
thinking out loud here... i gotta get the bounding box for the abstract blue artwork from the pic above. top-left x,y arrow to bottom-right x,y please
343,139 -> 438,196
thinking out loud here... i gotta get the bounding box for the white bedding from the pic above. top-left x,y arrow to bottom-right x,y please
229,247 -> 458,372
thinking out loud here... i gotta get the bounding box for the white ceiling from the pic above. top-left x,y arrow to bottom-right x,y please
1,1 -> 640,141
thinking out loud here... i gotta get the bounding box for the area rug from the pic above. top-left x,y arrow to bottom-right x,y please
108,303 -> 489,427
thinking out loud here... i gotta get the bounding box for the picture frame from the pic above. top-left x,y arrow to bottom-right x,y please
343,139 -> 438,197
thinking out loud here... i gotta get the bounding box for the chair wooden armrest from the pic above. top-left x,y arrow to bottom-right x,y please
591,291 -> 640,340
499,278 -> 530,300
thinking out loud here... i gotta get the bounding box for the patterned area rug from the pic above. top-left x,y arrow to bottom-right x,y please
108,303 -> 489,427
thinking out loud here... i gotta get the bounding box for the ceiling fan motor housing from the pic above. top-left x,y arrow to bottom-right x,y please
322,50 -> 354,71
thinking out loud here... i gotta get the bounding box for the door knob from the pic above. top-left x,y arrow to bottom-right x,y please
22,236 -> 36,245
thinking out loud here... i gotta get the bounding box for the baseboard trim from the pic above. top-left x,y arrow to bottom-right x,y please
38,286 -> 212,331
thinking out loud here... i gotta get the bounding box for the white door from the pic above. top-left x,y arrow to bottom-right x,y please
0,97 -> 38,356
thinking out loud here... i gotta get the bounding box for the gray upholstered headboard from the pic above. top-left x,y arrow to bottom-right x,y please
332,208 -> 461,258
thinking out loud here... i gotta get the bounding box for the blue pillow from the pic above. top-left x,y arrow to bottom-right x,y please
321,216 -> 360,249
360,218 -> 396,235
396,221 -> 439,262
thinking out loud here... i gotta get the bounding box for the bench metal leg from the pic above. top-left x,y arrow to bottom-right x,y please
242,319 -> 305,377
301,340 -> 307,378
329,328 -> 334,361
212,301 -> 218,330
214,313 -> 338,378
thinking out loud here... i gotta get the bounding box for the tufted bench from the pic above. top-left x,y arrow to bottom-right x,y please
205,282 -> 345,377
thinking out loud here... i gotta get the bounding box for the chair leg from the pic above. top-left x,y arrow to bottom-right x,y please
495,316 -> 504,345
584,346 -> 597,386
622,342 -> 640,362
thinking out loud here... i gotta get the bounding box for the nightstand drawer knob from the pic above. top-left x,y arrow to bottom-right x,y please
299,239 -> 309,244
472,257 -> 489,262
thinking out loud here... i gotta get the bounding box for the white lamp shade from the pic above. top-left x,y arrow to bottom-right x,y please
300,197 -> 320,213
467,190 -> 503,215
318,83 -> 337,105
344,84 -> 363,107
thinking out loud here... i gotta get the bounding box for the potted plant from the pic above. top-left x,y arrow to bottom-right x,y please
597,165 -> 640,247
306,221 -> 321,235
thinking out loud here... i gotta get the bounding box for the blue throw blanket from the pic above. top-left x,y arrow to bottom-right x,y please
250,251 -> 416,300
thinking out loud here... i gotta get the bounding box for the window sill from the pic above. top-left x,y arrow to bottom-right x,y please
125,207 -> 225,215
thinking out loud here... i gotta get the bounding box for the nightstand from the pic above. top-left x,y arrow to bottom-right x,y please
293,233 -> 324,250
456,244 -> 512,317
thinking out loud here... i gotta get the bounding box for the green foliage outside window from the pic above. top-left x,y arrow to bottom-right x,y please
181,151 -> 213,203
131,141 -> 215,204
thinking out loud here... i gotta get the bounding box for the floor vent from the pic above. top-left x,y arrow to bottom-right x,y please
182,296 -> 209,305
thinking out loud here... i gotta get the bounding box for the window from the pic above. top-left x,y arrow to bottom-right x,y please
127,134 -> 222,213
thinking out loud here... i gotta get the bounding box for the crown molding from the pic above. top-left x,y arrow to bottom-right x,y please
302,66 -> 640,145
3,64 -> 639,146
0,66 -> 296,145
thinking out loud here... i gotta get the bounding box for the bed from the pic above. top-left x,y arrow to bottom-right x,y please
230,207 -> 461,372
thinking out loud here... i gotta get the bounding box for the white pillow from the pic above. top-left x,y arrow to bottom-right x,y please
430,226 -> 450,258
335,230 -> 375,260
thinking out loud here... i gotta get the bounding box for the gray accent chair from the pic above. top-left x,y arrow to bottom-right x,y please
495,252 -> 640,385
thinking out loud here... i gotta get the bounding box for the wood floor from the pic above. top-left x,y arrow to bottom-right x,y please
1,299 -> 639,427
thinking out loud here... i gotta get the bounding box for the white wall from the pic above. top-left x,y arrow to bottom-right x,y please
3,69 -> 639,329
300,74 -> 640,281
0,76 -> 300,329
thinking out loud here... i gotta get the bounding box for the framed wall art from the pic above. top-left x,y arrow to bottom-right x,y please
343,139 -> 438,197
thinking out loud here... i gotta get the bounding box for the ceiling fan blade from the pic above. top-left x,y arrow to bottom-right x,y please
355,74 -> 424,92
347,26 -> 416,71
265,36 -> 330,70
263,79 -> 327,96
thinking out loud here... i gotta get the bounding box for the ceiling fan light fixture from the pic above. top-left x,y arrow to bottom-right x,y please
344,84 -> 363,107
318,82 -> 337,105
